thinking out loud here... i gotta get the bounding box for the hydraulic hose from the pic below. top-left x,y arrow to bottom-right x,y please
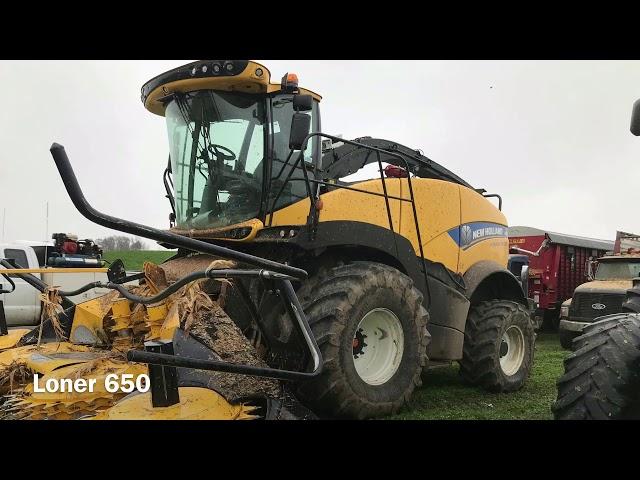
58,268 -> 296,305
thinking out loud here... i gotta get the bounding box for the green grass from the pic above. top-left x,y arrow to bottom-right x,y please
388,333 -> 569,420
103,250 -> 176,271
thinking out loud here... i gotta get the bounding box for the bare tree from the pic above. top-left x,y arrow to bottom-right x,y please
97,235 -> 148,251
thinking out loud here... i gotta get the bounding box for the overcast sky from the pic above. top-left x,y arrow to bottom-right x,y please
1,60 -> 639,247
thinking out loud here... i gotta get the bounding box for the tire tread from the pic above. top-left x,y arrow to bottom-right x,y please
296,261 -> 430,418
553,313 -> 640,419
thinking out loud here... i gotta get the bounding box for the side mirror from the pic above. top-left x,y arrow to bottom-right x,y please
585,261 -> 593,281
631,98 -> 640,136
289,112 -> 311,150
293,94 -> 313,112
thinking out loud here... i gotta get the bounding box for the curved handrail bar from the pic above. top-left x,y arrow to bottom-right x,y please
49,143 -> 307,280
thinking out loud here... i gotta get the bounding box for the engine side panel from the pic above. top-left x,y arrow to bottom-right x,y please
399,178 -> 461,273
270,178 -> 508,278
455,187 -> 509,274
270,179 -> 403,232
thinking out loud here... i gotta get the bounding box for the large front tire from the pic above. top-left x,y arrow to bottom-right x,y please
295,262 -> 430,419
460,300 -> 535,392
553,314 -> 640,420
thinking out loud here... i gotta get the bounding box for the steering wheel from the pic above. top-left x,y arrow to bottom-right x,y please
208,144 -> 236,162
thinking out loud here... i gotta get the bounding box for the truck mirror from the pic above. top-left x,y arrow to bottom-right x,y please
520,265 -> 529,298
585,259 -> 595,281
293,94 -> 313,112
289,113 -> 311,150
631,99 -> 640,136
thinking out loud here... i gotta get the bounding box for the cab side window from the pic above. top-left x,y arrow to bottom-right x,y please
269,95 -> 319,211
271,95 -> 318,165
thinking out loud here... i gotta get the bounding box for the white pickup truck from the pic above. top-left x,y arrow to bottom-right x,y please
0,241 -> 110,327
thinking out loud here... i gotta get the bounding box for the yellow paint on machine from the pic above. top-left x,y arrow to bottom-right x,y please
69,292 -> 119,345
0,329 -> 31,351
0,343 -> 91,370
270,179 -> 404,232
399,179 -> 461,272
270,177 -> 508,275
159,302 -> 180,341
170,217 -> 264,242
144,60 -> 322,117
458,187 -> 509,273
92,387 -> 258,420
458,237 -> 510,273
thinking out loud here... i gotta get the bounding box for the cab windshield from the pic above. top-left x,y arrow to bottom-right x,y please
165,90 -> 319,231
594,260 -> 640,280
166,91 -> 266,229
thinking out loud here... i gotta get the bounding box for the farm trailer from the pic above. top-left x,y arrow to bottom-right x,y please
508,226 -> 613,330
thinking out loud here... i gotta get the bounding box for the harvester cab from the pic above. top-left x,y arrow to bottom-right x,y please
0,60 -> 535,420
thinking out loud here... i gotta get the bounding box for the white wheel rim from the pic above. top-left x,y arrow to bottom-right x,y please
499,325 -> 525,376
352,308 -> 404,385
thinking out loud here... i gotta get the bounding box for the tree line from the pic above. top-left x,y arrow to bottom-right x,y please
97,235 -> 147,251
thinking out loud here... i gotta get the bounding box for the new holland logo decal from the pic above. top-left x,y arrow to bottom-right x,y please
448,222 -> 508,250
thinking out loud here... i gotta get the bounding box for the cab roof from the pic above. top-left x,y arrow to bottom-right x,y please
141,60 -> 322,116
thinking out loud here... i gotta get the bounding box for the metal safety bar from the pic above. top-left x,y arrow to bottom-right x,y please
128,278 -> 322,381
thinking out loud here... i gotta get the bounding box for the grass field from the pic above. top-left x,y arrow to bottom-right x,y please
389,333 -> 569,420
101,251 -> 568,420
103,250 -> 176,271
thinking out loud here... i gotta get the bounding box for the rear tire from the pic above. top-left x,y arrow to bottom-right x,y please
553,313 -> 640,420
460,300 -> 535,392
295,262 -> 430,419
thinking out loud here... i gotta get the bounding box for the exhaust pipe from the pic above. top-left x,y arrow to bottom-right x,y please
49,143 -> 307,280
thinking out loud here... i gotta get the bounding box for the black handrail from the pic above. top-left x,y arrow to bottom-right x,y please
482,193 -> 502,211
269,133 -> 432,308
49,143 -> 308,280
163,155 -> 176,216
